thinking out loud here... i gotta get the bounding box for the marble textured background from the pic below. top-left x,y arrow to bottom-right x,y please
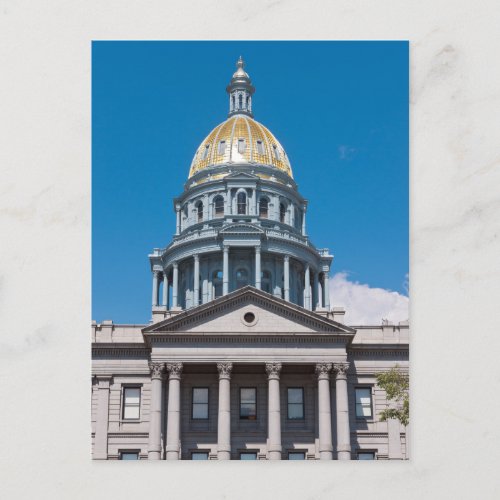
1,1 -> 499,498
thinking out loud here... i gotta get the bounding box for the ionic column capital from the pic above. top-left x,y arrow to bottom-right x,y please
315,362 -> 332,380
153,269 -> 160,277
172,261 -> 178,269
149,362 -> 165,380
166,362 -> 183,380
193,253 -> 199,262
217,362 -> 233,379
265,362 -> 282,379
284,254 -> 290,262
333,362 -> 350,379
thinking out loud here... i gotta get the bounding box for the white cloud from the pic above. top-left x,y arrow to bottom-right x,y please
329,272 -> 409,325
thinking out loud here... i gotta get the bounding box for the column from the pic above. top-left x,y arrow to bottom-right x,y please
333,362 -> 351,460
193,254 -> 200,307
315,363 -> 333,460
172,262 -> 179,308
317,274 -> 323,309
175,204 -> 181,235
266,362 -> 282,460
313,272 -> 319,310
304,264 -> 311,310
283,255 -> 290,301
217,362 -> 233,460
165,362 -> 183,460
148,363 -> 165,460
302,206 -> 307,236
94,375 -> 112,459
323,269 -> 330,310
223,245 -> 229,295
162,272 -> 168,307
152,270 -> 159,307
255,246 -> 261,290
202,259 -> 209,304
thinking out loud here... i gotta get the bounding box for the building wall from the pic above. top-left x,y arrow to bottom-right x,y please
91,321 -> 408,460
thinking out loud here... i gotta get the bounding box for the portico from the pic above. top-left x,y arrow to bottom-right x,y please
142,286 -> 355,460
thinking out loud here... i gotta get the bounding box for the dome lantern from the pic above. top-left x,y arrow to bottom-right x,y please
226,56 -> 255,118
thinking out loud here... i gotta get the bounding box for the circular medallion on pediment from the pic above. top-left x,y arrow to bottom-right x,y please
241,310 -> 258,327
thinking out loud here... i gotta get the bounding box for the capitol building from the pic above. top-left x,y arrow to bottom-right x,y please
91,57 -> 409,461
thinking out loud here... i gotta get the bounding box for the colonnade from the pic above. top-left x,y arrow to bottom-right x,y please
147,361 -> 351,460
151,248 -> 331,311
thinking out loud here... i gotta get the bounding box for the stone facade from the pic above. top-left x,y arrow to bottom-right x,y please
91,58 -> 409,460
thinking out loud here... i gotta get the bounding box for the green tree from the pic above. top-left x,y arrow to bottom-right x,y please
376,365 -> 409,427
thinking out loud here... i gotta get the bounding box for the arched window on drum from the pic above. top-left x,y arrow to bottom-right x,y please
261,270 -> 272,294
235,268 -> 249,289
213,196 -> 224,218
259,197 -> 269,219
237,192 -> 247,215
196,201 -> 203,223
279,202 -> 286,224
212,270 -> 223,299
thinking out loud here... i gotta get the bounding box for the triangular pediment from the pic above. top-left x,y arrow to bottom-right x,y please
219,223 -> 265,235
224,171 -> 259,181
143,286 -> 355,336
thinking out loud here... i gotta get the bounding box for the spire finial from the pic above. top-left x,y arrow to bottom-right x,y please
226,57 -> 255,117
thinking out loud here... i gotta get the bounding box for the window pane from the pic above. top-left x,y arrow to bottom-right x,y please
241,388 -> 256,403
288,452 -> 305,460
125,388 -> 140,404
192,452 -> 209,460
240,453 -> 257,460
288,403 -> 304,419
218,141 -> 226,155
193,388 -> 208,403
288,388 -> 303,404
240,403 -> 256,418
123,405 -> 140,419
355,388 -> 371,404
121,452 -> 138,460
358,452 -> 375,460
192,403 -> 208,419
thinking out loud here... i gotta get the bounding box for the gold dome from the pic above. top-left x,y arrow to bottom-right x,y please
188,115 -> 293,179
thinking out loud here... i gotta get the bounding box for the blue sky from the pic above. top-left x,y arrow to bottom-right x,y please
92,41 -> 408,324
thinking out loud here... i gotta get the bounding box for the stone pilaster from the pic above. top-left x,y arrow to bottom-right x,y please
94,375 -> 112,460
148,362 -> 165,460
217,362 -> 233,460
315,363 -> 333,459
266,362 -> 282,460
165,362 -> 183,460
333,362 -> 351,460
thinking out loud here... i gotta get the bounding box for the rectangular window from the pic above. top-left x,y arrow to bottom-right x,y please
120,451 -> 139,460
256,140 -> 264,155
288,452 -> 306,460
202,144 -> 210,159
287,387 -> 304,420
192,387 -> 209,419
238,138 -> 246,154
240,452 -> 257,460
355,387 -> 372,418
122,387 -> 141,420
358,452 -> 376,460
240,387 -> 257,420
191,452 -> 209,460
218,140 -> 226,155
272,144 -> 280,160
